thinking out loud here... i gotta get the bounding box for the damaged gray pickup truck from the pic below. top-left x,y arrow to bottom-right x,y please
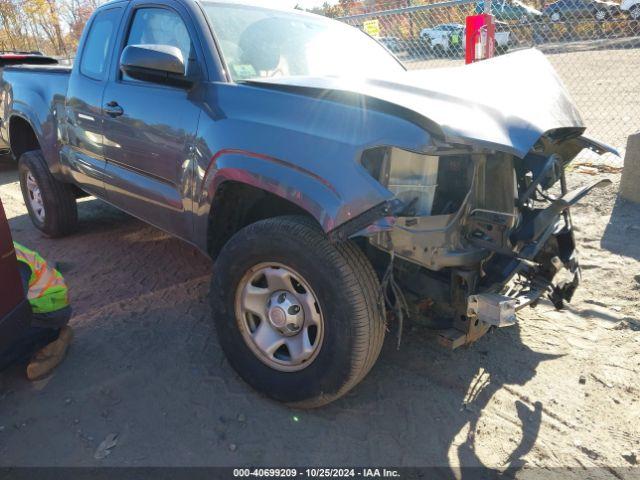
0,0 -> 616,407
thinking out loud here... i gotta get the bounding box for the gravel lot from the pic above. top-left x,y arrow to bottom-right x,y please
0,46 -> 639,475
1,160 -> 638,475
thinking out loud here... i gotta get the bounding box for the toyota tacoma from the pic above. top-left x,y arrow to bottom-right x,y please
0,0 -> 616,407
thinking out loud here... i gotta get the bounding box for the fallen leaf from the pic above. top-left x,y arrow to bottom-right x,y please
573,162 -> 623,174
94,433 -> 118,460
575,166 -> 598,175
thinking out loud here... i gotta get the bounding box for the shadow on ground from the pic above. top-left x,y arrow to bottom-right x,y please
0,199 -> 555,471
602,195 -> 640,261
0,158 -> 17,187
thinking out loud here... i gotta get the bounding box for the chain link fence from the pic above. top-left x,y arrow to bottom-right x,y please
337,0 -> 640,157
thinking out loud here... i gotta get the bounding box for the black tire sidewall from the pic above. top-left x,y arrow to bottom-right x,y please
210,220 -> 371,405
18,150 -> 77,237
19,153 -> 47,231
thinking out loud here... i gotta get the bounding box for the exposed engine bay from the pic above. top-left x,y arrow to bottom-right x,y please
353,130 -> 613,348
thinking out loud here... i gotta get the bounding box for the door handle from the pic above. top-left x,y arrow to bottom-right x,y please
104,101 -> 124,118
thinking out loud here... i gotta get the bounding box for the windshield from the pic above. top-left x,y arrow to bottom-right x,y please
201,2 -> 405,81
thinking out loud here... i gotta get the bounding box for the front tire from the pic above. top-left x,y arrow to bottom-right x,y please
210,216 -> 386,408
18,150 -> 78,237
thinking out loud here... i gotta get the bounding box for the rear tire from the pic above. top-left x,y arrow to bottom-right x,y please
210,215 -> 386,408
18,150 -> 78,238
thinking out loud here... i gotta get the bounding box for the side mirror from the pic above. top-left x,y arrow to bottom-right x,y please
120,44 -> 192,88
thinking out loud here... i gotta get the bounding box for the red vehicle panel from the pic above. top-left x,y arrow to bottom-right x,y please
0,198 -> 22,313
0,197 -> 31,352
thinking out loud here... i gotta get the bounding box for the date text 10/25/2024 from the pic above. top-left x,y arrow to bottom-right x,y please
232,468 -> 401,478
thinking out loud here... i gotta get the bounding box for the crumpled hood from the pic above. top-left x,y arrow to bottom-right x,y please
247,49 -> 585,158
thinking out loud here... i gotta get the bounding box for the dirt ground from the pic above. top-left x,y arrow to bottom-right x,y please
0,150 -> 638,475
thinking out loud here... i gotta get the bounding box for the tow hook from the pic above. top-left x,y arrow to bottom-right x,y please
439,293 -> 518,350
467,293 -> 518,328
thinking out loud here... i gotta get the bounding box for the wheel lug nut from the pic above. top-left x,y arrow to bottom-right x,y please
278,293 -> 286,303
287,323 -> 299,332
288,305 -> 300,315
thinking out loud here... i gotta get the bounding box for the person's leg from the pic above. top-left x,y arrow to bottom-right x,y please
0,326 -> 59,372
13,260 -> 73,380
30,306 -> 72,329
26,326 -> 73,381
26,326 -> 73,380
26,310 -> 73,381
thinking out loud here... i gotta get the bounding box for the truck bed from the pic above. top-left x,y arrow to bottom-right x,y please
0,65 -> 70,158
5,64 -> 72,74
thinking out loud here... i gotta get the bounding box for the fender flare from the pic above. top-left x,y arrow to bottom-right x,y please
6,107 -> 57,168
5,82 -> 59,171
7,110 -> 42,148
194,149 -> 346,250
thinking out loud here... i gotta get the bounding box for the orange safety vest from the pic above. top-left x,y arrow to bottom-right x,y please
13,242 -> 69,314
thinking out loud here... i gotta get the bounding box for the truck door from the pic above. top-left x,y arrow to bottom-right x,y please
101,2 -> 202,240
61,6 -> 123,197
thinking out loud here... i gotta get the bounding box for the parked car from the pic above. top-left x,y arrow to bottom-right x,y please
0,197 -> 31,354
420,22 -> 511,55
377,36 -> 405,53
543,0 -> 621,21
405,37 -> 432,57
475,0 -> 543,23
0,0 -> 616,407
420,23 -> 465,54
620,0 -> 640,18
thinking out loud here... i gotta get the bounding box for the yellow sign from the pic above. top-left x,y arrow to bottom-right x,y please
363,19 -> 381,38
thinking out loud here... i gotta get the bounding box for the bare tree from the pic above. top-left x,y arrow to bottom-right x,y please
0,0 -> 101,56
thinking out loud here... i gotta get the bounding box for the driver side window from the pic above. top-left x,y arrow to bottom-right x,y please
123,7 -> 193,81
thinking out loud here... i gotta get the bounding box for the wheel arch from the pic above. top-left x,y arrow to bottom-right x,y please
204,180 -> 321,259
195,150 -> 347,258
8,114 -> 41,161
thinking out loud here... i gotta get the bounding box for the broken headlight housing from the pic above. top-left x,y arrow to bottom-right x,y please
361,146 -> 474,217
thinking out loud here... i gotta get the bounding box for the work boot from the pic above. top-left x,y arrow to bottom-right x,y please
26,326 -> 74,381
